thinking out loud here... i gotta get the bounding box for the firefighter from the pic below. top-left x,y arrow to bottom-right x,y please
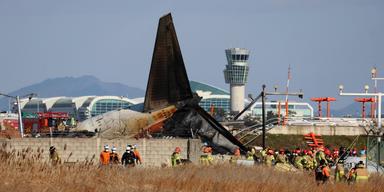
49,146 -> 61,166
315,146 -> 327,165
264,149 -> 275,167
109,146 -> 120,165
230,147 -> 241,164
348,161 -> 369,183
100,145 -> 110,166
335,159 -> 345,182
315,159 -> 330,185
132,144 -> 143,165
276,149 -> 287,164
200,143 -> 213,165
122,145 -> 136,167
275,149 -> 291,172
171,147 -> 182,167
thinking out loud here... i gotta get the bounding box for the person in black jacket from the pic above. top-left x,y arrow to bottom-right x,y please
122,145 -> 136,167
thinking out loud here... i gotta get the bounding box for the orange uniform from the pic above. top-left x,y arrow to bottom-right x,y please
133,149 -> 142,164
100,151 -> 110,165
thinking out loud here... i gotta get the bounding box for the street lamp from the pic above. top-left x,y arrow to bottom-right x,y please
372,67 -> 377,77
365,85 -> 370,94
0,92 -> 36,138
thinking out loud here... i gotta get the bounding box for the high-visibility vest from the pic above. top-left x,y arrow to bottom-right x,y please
355,168 -> 369,181
171,152 -> 181,166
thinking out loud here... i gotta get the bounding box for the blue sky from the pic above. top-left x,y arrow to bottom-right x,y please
0,0 -> 383,109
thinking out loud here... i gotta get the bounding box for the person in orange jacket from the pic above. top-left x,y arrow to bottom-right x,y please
100,145 -> 111,166
132,144 -> 143,165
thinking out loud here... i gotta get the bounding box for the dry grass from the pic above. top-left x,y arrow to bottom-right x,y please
1,146 -> 383,192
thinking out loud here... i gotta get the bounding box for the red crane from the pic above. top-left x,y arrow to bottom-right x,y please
310,97 -> 336,118
354,98 -> 375,120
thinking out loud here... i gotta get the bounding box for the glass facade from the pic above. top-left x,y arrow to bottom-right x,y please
224,48 -> 250,85
21,100 -> 47,113
199,98 -> 230,113
252,104 -> 312,117
90,99 -> 133,117
224,65 -> 249,84
51,98 -> 77,118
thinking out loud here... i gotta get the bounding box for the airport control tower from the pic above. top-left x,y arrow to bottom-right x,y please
224,48 -> 250,114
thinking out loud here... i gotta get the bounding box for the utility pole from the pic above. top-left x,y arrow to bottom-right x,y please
261,85 -> 266,150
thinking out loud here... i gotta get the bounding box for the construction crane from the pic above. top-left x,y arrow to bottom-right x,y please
310,97 -> 336,118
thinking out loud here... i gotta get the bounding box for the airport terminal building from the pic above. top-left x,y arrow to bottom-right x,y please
15,81 -> 313,121
17,96 -> 138,121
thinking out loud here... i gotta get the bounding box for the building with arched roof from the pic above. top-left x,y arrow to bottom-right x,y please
16,96 -> 138,121
190,81 -> 231,113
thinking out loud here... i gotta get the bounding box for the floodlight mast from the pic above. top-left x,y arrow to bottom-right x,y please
0,92 -> 37,138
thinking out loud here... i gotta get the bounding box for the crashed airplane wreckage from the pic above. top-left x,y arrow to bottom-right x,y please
75,13 -> 247,154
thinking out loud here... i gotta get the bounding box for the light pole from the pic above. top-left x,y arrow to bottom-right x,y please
0,93 -> 24,137
0,92 -> 36,138
339,85 -> 382,170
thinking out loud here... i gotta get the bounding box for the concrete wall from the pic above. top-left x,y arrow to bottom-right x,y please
268,125 -> 367,136
0,138 -> 201,167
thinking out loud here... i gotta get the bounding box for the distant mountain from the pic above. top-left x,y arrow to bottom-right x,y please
0,75 -> 145,110
331,102 -> 366,117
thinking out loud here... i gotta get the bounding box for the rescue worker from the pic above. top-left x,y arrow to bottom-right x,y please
109,146 -> 120,165
275,149 -> 291,172
302,150 -> 313,170
171,147 -> 182,167
315,159 -> 330,185
253,147 -> 263,163
264,149 -> 275,167
333,148 -> 339,159
122,145 -> 136,167
200,143 -> 213,165
310,150 -> 317,169
100,145 -> 111,166
132,144 -> 143,165
348,161 -> 369,183
246,148 -> 255,161
276,149 -> 287,164
49,146 -> 61,166
294,152 -> 305,170
335,159 -> 345,182
315,146 -> 327,166
230,147 -> 241,164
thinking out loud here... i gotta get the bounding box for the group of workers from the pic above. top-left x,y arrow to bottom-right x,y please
49,142 -> 370,184
244,145 -> 369,184
170,144 -> 370,184
99,144 -> 142,167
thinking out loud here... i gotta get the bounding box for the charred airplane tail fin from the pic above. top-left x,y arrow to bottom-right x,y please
143,13 -> 193,112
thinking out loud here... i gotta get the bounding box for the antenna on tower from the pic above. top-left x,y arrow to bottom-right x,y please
283,64 -> 291,126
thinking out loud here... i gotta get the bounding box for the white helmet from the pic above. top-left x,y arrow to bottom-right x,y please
126,146 -> 131,151
112,146 -> 116,152
104,145 -> 109,150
